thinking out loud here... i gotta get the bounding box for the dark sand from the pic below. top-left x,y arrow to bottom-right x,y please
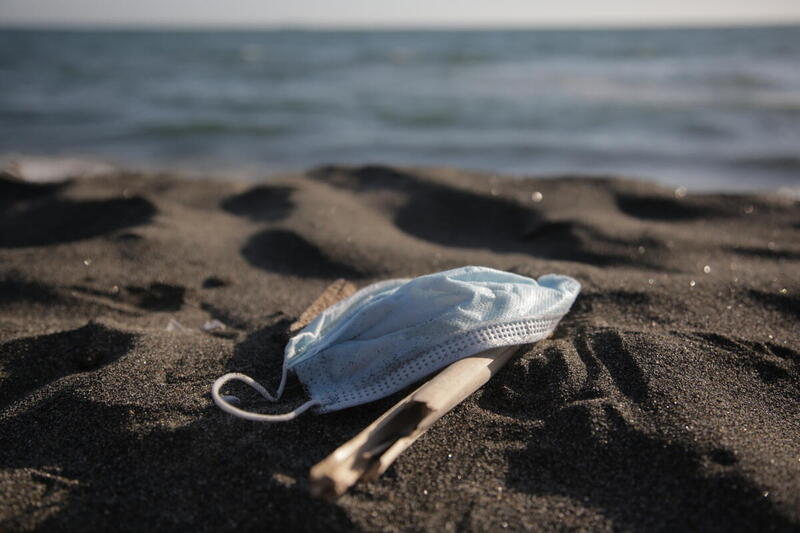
0,165 -> 798,531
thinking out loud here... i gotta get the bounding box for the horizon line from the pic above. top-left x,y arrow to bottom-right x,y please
1,19 -> 800,32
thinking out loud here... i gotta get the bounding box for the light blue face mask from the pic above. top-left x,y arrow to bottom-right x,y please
212,266 -> 580,422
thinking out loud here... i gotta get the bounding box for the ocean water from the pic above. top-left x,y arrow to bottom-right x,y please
1,26 -> 799,190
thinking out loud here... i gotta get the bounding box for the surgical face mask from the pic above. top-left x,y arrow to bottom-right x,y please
212,266 -> 580,422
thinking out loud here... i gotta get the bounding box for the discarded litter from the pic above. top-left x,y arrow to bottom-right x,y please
212,266 -> 580,422
202,319 -> 226,332
210,266 -> 581,498
166,318 -> 187,332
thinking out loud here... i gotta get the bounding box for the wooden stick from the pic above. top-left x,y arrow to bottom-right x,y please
309,344 -> 519,499
289,279 -> 357,335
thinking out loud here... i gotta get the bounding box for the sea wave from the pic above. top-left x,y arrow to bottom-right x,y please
735,155 -> 800,171
137,121 -> 291,137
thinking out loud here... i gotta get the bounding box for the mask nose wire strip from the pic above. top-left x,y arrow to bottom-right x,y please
211,372 -> 320,422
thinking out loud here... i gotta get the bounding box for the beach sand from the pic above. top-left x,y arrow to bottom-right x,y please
0,165 -> 798,531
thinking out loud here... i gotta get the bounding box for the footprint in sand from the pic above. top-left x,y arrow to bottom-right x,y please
0,322 -> 136,408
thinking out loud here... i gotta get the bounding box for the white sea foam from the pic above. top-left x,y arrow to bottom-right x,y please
1,155 -> 115,183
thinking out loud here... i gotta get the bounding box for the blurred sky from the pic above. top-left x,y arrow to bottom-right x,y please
1,0 -> 800,28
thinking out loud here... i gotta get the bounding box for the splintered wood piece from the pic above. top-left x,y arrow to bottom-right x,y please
309,345 -> 519,500
289,279 -> 357,334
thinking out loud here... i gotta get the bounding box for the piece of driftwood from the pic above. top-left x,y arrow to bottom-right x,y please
289,278 -> 358,334
309,345 -> 519,500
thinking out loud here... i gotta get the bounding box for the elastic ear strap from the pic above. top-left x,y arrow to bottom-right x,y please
211,372 -> 319,422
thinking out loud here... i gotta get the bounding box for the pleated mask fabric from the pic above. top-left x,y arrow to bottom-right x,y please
212,266 -> 580,422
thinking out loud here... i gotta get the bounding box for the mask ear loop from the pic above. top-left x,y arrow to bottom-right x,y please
211,371 -> 319,422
